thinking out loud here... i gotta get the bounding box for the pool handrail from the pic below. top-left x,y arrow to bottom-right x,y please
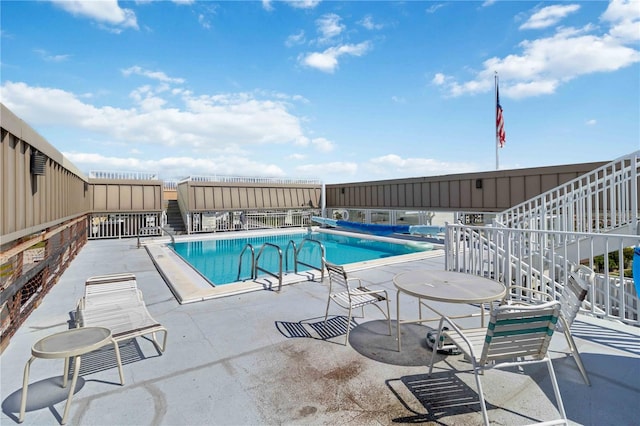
284,240 -> 298,273
255,242 -> 283,291
295,239 -> 325,282
237,243 -> 256,281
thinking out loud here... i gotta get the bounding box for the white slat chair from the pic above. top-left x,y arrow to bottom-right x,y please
76,273 -> 168,384
323,259 -> 391,345
428,300 -> 567,426
502,265 -> 592,386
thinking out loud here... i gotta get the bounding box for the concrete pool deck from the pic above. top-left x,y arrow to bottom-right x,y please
1,238 -> 639,425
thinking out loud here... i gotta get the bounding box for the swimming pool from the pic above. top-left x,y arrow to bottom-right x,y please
171,230 -> 433,286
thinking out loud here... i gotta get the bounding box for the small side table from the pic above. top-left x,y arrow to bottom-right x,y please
19,327 -> 124,425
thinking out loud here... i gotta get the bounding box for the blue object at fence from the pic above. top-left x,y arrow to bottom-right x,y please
633,246 -> 640,295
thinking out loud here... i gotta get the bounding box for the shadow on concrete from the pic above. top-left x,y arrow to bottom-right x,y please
386,371 -> 491,424
349,320 -> 446,366
2,376 -> 86,424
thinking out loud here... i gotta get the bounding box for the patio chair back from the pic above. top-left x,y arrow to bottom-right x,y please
480,300 -> 561,365
557,266 -> 591,333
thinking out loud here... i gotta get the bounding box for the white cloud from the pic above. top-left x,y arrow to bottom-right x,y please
311,137 -> 335,152
431,73 -> 447,86
602,0 -> 640,42
285,30 -> 306,47
286,153 -> 307,161
366,154 -> 477,177
391,96 -> 406,103
316,13 -> 345,43
285,1 -> 321,10
34,49 -> 71,62
300,42 -> 371,73
51,0 -> 138,30
586,119 -> 597,126
121,66 -> 185,84
359,15 -> 384,30
0,81 -> 312,151
426,4 -> 446,14
63,152 -> 286,178
435,12 -> 640,99
295,161 -> 358,177
520,4 -> 581,30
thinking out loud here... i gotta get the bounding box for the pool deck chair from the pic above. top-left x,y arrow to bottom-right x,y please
501,266 -> 592,386
76,274 -> 168,382
323,259 -> 391,345
428,300 -> 567,426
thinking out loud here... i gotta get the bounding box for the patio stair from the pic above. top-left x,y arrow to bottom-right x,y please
448,151 -> 640,325
495,151 -> 639,259
164,200 -> 186,235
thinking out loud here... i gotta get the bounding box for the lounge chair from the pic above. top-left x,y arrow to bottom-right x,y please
76,274 -> 168,383
323,259 -> 391,345
428,300 -> 567,426
501,266 -> 592,385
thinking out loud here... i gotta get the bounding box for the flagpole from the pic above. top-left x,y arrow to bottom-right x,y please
495,72 -> 499,170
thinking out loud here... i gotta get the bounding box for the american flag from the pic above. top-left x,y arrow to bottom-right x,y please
496,86 -> 506,148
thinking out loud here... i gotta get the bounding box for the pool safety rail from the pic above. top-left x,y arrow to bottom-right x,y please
137,226 -> 175,248
255,243 -> 283,291
285,239 -> 326,281
236,239 -> 326,290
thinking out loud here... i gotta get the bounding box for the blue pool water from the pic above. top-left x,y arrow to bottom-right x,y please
171,231 -> 432,286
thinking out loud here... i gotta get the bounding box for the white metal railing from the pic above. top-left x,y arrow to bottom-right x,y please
89,170 -> 159,180
325,208 -> 452,226
187,209 -> 320,233
88,213 -> 162,239
163,180 -> 178,190
181,175 -> 321,185
495,151 -> 639,235
445,223 -> 639,325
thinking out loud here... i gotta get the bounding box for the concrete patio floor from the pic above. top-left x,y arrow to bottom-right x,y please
1,237 -> 639,425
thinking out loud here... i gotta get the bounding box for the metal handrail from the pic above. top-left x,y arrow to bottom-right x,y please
237,243 -> 255,281
296,238 -> 326,281
284,240 -> 297,273
255,242 -> 283,291
137,226 -> 166,248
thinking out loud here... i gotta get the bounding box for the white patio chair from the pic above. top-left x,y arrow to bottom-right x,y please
428,300 -> 567,426
76,273 -> 168,384
323,259 -> 391,345
502,265 -> 592,386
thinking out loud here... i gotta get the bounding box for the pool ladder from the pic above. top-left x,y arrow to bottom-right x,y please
236,239 -> 326,291
284,239 -> 325,282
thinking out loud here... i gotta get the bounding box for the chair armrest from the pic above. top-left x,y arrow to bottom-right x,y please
346,277 -> 363,286
438,315 -> 479,360
354,287 -> 388,301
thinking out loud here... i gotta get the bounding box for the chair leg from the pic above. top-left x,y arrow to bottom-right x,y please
323,296 -> 331,325
385,297 -> 391,336
563,326 -> 591,386
428,317 -> 446,376
545,357 -> 568,422
472,366 -> 491,426
345,306 -> 353,346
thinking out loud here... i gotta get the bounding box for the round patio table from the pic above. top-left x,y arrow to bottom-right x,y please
394,270 -> 506,351
19,326 -> 122,425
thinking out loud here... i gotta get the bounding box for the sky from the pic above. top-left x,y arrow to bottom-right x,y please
1,0 -> 639,184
